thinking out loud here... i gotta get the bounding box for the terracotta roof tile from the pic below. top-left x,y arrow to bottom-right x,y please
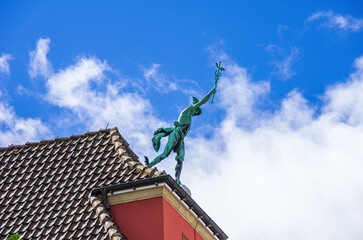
0,127 -> 165,239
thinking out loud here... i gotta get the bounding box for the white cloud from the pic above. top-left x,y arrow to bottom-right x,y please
219,56 -> 270,122
28,38 -> 53,78
142,63 -> 201,96
142,63 -> 178,92
308,10 -> 363,32
323,55 -> 363,126
267,45 -> 300,81
0,100 -> 49,146
0,53 -> 13,75
17,84 -> 32,96
167,54 -> 363,240
45,56 -> 165,153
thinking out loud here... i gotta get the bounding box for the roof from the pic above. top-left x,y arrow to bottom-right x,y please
0,127 -> 165,240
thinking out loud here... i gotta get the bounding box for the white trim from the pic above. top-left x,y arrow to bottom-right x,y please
108,182 -> 167,196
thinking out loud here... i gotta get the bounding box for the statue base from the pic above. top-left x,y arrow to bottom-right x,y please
181,184 -> 191,197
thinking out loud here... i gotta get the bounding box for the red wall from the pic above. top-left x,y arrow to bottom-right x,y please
162,197 -> 203,239
110,197 -> 164,240
110,196 -> 204,240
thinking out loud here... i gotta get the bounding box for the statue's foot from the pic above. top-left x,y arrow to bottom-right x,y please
144,156 -> 150,167
176,177 -> 182,185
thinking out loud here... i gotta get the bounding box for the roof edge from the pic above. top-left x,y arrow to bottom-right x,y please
89,195 -> 128,240
108,127 -> 165,178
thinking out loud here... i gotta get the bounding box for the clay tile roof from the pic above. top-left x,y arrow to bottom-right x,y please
0,127 -> 165,239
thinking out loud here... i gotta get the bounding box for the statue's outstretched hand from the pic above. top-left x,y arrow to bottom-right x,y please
211,87 -> 217,94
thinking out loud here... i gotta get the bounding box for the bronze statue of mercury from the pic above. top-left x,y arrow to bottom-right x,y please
144,87 -> 217,185
145,61 -> 224,185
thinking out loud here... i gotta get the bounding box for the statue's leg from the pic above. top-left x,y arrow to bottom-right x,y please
149,132 -> 177,167
175,141 -> 185,185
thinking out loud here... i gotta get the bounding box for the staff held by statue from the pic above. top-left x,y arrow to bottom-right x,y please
211,61 -> 225,103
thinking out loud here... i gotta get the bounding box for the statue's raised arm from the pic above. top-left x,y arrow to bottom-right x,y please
192,87 -> 216,110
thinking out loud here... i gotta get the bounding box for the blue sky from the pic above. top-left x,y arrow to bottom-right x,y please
1,1 -> 363,239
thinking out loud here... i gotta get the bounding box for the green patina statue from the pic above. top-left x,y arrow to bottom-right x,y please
145,62 -> 224,185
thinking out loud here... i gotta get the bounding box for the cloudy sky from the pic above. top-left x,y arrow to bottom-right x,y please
1,1 -> 363,239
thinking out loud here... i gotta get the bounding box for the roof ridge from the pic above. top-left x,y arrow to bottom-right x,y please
0,128 -> 116,151
109,128 -> 165,178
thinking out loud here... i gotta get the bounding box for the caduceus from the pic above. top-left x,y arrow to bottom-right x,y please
211,61 -> 225,103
